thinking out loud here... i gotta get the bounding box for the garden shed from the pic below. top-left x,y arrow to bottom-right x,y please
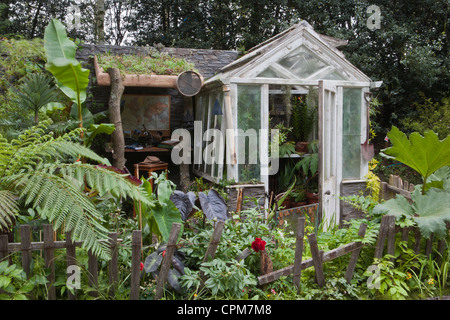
193,21 -> 382,228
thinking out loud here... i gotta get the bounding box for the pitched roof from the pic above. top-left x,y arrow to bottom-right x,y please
206,20 -> 371,84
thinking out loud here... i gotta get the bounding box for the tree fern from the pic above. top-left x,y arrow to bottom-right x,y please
0,190 -> 18,231
0,122 -> 150,260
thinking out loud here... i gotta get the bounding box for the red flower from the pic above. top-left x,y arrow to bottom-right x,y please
140,262 -> 144,271
162,250 -> 166,257
251,237 -> 266,252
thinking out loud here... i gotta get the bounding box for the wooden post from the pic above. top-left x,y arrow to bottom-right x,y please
198,221 -> 225,287
425,233 -> 434,257
345,223 -> 367,283
65,231 -> 77,300
87,250 -> 99,298
308,233 -> 325,287
386,215 -> 396,262
293,217 -> 305,292
130,230 -> 142,300
108,232 -> 118,298
155,223 -> 182,300
108,67 -> 126,170
43,224 -> 56,300
437,239 -> 446,264
374,215 -> 389,259
413,227 -> 421,254
236,187 -> 244,213
20,225 -> 32,279
0,234 -> 8,262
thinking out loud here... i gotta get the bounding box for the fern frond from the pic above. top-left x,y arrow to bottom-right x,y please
0,190 -> 18,230
58,163 -> 148,205
6,170 -> 111,260
2,125 -> 110,178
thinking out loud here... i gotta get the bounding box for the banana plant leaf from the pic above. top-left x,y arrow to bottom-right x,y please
44,19 -> 90,125
84,123 -> 115,147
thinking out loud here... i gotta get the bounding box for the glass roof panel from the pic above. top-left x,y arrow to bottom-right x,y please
257,68 -> 282,78
322,70 -> 346,80
278,45 -> 327,78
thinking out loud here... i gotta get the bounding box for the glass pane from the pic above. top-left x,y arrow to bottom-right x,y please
278,45 -> 327,78
212,93 -> 224,178
237,85 -> 261,182
257,68 -> 282,78
342,88 -> 362,179
323,70 -> 346,80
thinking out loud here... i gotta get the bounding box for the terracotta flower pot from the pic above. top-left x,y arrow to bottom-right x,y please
306,192 -> 319,204
295,141 -> 309,153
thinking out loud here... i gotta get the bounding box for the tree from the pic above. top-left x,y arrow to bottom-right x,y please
11,73 -> 58,124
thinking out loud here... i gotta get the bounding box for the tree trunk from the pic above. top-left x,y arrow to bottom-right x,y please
108,68 -> 126,170
94,0 -> 106,44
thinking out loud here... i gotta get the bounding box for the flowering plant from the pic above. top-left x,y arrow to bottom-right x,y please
251,237 -> 266,252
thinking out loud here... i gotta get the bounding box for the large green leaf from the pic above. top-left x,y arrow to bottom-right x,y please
152,201 -> 183,243
44,19 -> 90,124
380,126 -> 450,192
84,123 -> 115,147
372,194 -> 414,218
412,188 -> 450,239
373,188 -> 450,239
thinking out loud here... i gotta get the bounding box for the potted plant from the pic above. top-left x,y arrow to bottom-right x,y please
295,140 -> 319,203
290,183 -> 307,207
290,96 -> 317,153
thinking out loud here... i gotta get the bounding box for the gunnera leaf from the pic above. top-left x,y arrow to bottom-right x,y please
170,190 -> 197,221
144,252 -> 162,273
411,188 -> 450,239
198,189 -> 228,221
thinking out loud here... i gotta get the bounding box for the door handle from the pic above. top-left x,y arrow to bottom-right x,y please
324,190 -> 331,195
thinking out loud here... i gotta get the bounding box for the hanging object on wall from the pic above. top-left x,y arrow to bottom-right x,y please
176,70 -> 204,97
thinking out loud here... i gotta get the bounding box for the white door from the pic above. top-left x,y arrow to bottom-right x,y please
318,80 -> 342,230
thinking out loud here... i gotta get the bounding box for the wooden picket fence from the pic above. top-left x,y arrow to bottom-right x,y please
0,224 -> 144,300
380,174 -> 415,201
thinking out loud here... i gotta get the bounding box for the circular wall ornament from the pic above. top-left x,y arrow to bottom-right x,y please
176,70 -> 204,96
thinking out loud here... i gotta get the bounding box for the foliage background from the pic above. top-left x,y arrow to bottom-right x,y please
0,0 -> 448,143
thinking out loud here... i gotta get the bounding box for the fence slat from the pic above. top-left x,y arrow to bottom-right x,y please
155,223 -> 182,300
108,232 -> 118,298
308,233 -> 325,287
0,234 -> 8,262
345,223 -> 367,283
130,230 -> 142,300
198,220 -> 226,288
66,232 -> 77,300
43,224 -> 56,300
20,225 -> 32,279
293,217 -> 305,292
88,250 -> 99,298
